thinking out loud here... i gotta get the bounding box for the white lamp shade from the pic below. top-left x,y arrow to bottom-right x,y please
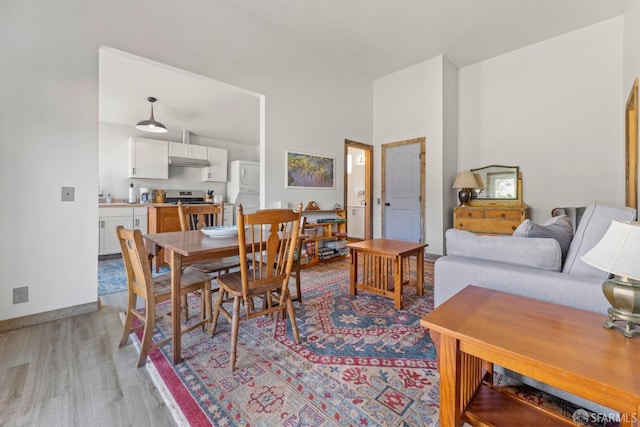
581,220 -> 640,280
452,171 -> 480,189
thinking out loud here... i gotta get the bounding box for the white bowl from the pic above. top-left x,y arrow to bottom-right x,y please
201,226 -> 239,238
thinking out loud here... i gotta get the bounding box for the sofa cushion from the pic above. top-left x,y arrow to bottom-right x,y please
513,215 -> 573,259
445,229 -> 562,272
562,202 -> 637,278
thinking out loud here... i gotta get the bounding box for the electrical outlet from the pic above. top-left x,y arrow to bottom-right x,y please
61,186 -> 75,202
13,286 -> 28,304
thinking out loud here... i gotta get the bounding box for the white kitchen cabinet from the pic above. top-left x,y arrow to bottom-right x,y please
169,141 -> 208,160
347,206 -> 365,240
133,207 -> 148,233
128,137 -> 169,179
201,146 -> 228,182
99,207 -> 148,255
99,208 -> 133,255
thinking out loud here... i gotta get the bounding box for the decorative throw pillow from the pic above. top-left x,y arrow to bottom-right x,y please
513,215 -> 573,259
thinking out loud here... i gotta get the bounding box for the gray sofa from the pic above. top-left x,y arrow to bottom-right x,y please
434,201 -> 637,411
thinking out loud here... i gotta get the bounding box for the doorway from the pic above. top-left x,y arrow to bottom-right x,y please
344,140 -> 373,240
381,137 -> 425,242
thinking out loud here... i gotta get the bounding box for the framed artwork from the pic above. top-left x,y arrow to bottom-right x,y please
286,150 -> 335,189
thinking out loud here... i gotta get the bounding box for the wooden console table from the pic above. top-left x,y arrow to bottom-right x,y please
347,239 -> 427,309
421,286 -> 640,426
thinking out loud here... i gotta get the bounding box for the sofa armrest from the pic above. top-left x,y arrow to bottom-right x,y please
445,229 -> 562,272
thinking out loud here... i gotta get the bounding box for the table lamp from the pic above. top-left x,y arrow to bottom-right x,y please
452,171 -> 480,206
581,220 -> 640,337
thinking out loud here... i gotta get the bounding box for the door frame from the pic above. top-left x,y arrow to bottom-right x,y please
626,78 -> 638,211
381,137 -> 425,242
344,140 -> 373,240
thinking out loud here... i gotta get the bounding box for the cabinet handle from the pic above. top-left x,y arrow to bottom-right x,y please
135,219 -> 139,227
501,213 -> 506,218
132,167 -> 136,175
467,212 -> 472,217
512,225 -> 517,230
459,223 -> 464,228
100,220 -> 104,228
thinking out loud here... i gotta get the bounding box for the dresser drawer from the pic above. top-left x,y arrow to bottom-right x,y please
453,205 -> 527,235
486,209 -> 523,220
455,208 -> 486,219
456,219 -> 521,234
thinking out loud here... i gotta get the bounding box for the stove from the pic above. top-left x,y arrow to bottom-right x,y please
164,190 -> 209,205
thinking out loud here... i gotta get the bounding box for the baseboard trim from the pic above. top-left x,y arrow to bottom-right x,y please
0,300 -> 99,333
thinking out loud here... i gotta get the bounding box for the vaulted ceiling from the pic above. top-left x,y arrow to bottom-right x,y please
99,1 -> 625,145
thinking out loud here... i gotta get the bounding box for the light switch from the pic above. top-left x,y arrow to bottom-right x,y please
61,186 -> 75,202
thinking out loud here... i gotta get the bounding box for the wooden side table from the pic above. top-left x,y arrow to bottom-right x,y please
347,239 -> 427,309
421,286 -> 640,426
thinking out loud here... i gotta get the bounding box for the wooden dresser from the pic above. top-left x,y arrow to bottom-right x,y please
453,205 -> 528,235
453,167 -> 528,235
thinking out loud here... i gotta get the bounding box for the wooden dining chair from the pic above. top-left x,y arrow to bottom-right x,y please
289,216 -> 307,303
177,202 -> 242,275
210,203 -> 303,371
177,202 -> 242,320
116,226 -> 213,368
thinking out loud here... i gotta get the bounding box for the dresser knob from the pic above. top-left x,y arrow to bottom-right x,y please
501,213 -> 506,218
512,225 -> 516,230
459,223 -> 464,228
467,212 -> 472,217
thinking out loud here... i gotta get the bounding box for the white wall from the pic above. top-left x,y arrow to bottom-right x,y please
373,55 -> 452,254
458,17 -> 624,221
0,0 -> 372,321
99,122 -> 258,202
624,0 -> 640,208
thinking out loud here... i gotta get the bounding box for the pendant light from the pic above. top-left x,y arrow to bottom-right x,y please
136,96 -> 167,133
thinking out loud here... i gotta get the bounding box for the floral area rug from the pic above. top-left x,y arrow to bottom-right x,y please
130,260 -> 441,426
99,256 -> 169,295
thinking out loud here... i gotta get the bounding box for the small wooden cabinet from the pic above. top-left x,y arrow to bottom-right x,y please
147,205 -> 183,270
453,205 -> 528,235
300,209 -> 348,268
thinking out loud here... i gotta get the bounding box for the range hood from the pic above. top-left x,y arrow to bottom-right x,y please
168,130 -> 209,167
168,156 -> 210,167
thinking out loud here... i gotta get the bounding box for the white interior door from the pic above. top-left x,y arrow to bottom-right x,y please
382,139 -> 424,242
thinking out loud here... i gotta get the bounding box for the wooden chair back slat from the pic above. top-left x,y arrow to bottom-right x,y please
177,202 -> 224,231
236,205 -> 302,306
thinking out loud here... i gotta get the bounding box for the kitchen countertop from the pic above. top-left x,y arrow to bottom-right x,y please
99,202 -> 230,208
99,202 -> 170,207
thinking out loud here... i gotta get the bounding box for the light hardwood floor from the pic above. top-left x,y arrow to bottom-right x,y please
0,292 -> 176,427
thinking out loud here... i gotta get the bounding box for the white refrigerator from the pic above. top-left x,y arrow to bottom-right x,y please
227,160 -> 260,224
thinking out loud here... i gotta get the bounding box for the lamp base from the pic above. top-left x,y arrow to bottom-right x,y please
602,276 -> 640,338
457,188 -> 471,206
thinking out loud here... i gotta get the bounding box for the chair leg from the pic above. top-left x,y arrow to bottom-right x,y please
230,296 -> 241,372
181,294 -> 189,320
295,264 -> 302,304
286,295 -> 300,345
209,289 -> 224,337
119,293 -> 137,347
203,282 -> 212,328
137,301 -> 156,368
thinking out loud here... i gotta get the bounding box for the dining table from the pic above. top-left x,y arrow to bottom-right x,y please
143,229 -> 244,364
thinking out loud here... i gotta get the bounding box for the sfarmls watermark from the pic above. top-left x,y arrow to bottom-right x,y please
572,408 -> 638,425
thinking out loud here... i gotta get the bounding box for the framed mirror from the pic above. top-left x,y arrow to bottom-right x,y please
470,165 -> 519,201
